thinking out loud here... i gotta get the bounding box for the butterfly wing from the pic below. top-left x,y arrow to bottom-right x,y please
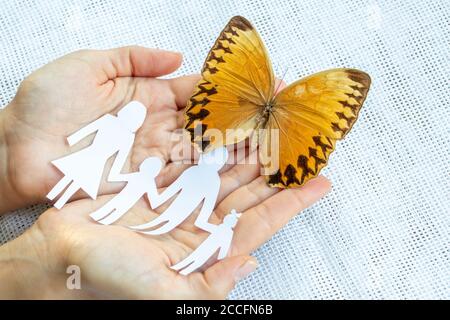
185,16 -> 274,151
262,68 -> 371,188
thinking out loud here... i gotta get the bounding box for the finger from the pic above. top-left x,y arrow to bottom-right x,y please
220,144 -> 251,174
106,46 -> 183,78
231,175 -> 331,255
217,150 -> 260,203
156,162 -> 192,188
192,256 -> 257,299
74,46 -> 183,81
168,74 -> 201,109
215,176 -> 279,219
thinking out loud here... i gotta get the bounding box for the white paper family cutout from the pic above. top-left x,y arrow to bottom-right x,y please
172,209 -> 241,275
47,101 -> 147,209
46,101 -> 239,275
130,147 -> 228,235
89,157 -> 162,224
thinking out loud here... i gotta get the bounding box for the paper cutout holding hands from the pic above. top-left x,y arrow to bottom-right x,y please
130,147 -> 229,235
46,101 -> 147,209
89,157 -> 163,225
171,209 -> 241,275
45,103 -> 243,276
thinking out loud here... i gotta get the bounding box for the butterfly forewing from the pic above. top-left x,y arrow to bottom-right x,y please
185,16 -> 274,151
264,69 -> 371,188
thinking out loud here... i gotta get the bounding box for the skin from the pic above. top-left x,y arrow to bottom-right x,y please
0,46 -> 331,299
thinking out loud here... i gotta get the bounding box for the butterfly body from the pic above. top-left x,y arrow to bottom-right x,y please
263,102 -> 275,116
185,16 -> 371,189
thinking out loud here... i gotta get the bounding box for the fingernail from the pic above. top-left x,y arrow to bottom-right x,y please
234,259 -> 258,282
155,48 -> 182,57
170,51 -> 183,57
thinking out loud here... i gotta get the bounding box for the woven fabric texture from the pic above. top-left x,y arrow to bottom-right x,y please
0,0 -> 448,299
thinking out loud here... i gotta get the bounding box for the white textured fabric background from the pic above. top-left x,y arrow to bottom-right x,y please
0,0 -> 449,299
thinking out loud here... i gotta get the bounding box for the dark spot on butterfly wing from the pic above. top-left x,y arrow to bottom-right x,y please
297,155 -> 314,184
229,16 -> 254,31
308,147 -> 326,172
284,164 -> 301,186
209,51 -> 226,63
346,69 -> 371,88
207,66 -> 219,74
335,112 -> 356,127
215,41 -> 232,54
185,108 -> 210,128
340,100 -> 359,114
185,123 -> 211,152
191,85 -> 218,98
313,136 -> 333,156
268,169 -> 285,187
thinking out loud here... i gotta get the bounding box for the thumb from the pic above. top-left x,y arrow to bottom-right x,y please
103,46 -> 183,78
202,256 -> 258,299
69,46 -> 183,79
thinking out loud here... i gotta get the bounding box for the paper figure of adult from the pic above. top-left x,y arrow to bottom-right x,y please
46,101 -> 147,209
131,147 -> 229,235
89,157 -> 163,225
171,209 -> 241,275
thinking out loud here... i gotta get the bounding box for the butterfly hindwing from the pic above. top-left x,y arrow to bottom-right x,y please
263,69 -> 371,188
185,16 -> 274,151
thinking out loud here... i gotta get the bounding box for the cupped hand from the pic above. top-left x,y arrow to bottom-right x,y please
1,46 -> 195,208
11,158 -> 330,299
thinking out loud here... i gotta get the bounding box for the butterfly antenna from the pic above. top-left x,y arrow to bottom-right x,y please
275,67 -> 289,94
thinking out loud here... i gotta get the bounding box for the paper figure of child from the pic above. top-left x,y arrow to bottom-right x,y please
131,147 -> 229,235
171,209 -> 241,275
46,101 -> 147,209
89,157 -> 163,225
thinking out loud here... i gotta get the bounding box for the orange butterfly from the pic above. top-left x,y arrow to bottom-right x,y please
185,16 -> 371,188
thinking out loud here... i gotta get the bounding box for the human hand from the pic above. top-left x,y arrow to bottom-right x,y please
0,46 -> 196,212
0,158 -> 330,299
